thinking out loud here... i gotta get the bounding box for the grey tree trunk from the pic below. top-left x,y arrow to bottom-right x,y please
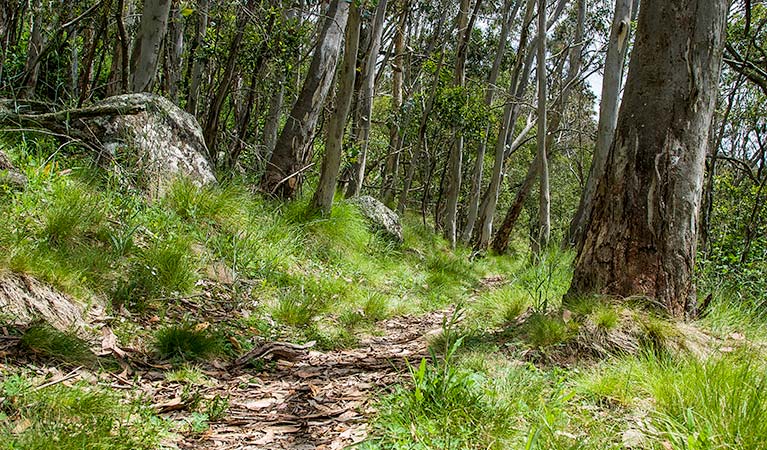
568,0 -> 634,248
396,49 -> 447,216
186,0 -> 209,115
131,0 -> 172,93
309,4 -> 362,215
344,0 -> 388,198
263,71 -> 285,160
165,3 -> 184,101
461,0 -> 521,244
475,0 -> 536,250
484,0 -> 572,253
261,0 -> 350,198
380,0 -> 409,206
533,0 -> 550,254
444,0 -> 477,248
567,0 -> 729,318
21,0 -> 43,97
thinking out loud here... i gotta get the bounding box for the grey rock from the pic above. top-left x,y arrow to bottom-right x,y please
351,195 -> 403,243
95,93 -> 216,197
0,149 -> 27,189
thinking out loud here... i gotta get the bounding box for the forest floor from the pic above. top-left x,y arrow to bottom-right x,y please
2,142 -> 767,449
174,308 -> 451,449
0,290 -> 461,450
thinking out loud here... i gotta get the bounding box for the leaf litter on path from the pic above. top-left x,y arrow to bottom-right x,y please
172,308 -> 451,449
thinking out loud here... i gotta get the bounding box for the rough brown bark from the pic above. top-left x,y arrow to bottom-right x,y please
567,0 -> 729,318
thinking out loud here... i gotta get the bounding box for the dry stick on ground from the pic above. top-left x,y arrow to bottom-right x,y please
231,340 -> 317,369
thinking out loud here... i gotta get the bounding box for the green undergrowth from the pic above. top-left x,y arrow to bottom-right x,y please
19,324 -> 95,366
4,139 -> 767,449
0,139 -> 505,349
0,372 -> 166,449
366,258 -> 767,449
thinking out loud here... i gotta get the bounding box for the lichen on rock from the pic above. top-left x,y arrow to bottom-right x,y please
351,195 -> 403,243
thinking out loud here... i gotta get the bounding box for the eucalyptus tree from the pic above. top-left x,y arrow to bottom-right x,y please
490,0 -> 578,254
131,0 -> 172,93
568,0 -> 635,249
568,0 -> 729,317
443,0 -> 479,248
310,3 -> 362,215
261,0 -> 351,199
461,0 -> 524,244
344,0 -> 389,199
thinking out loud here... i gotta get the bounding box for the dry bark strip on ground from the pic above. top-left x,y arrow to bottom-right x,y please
0,272 -> 93,338
173,309 -> 450,449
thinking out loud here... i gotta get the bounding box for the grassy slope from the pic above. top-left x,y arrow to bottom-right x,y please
1,140 -> 766,449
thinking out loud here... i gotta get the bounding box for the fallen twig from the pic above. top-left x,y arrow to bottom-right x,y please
231,340 -> 316,369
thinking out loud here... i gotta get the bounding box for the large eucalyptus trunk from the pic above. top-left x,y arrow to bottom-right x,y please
131,0 -> 172,93
261,0 -> 350,199
310,4 -> 361,215
567,0 -> 634,248
567,0 -> 728,318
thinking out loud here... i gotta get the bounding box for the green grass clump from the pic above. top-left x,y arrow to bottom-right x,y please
470,284 -> 528,327
154,323 -> 223,361
41,180 -> 106,245
590,305 -> 620,331
19,324 -> 94,365
647,352 -> 767,449
523,313 -> 572,349
164,178 -> 245,226
272,294 -> 322,327
639,314 -> 681,353
0,381 -> 164,449
113,237 -> 197,310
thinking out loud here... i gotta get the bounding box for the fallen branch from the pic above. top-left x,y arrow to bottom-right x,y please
231,340 -> 316,369
33,366 -> 82,391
